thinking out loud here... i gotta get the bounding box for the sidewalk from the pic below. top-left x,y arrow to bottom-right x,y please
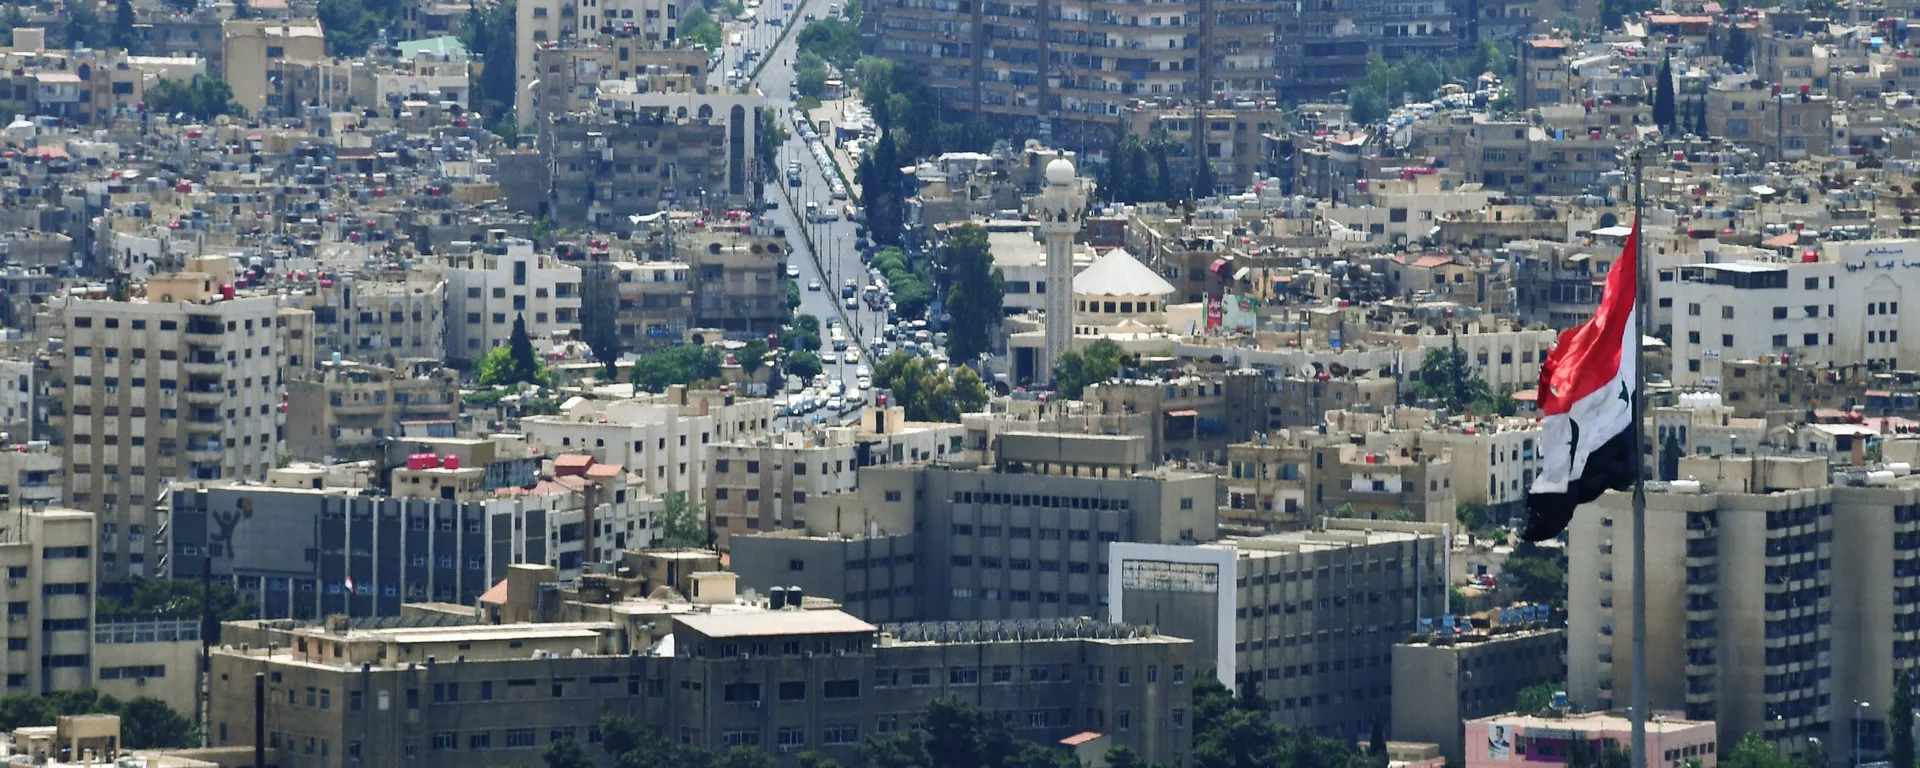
804,96 -> 864,201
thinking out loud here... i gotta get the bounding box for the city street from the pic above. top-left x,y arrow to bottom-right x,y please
717,1 -> 881,416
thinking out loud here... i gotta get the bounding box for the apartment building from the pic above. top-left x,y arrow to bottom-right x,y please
529,46 -> 709,125
519,389 -> 775,499
0,439 -> 62,516
706,407 -> 963,547
731,435 -> 1217,623
1667,246 -> 1920,388
207,602 -> 1192,768
162,464 -> 654,619
1274,0 -> 1461,99
1518,38 -> 1573,111
221,20 -> 328,115
285,359 -> 461,462
1083,372 -> 1268,464
1392,627 -> 1567,763
46,257 -> 290,583
728,531 -> 920,622
1569,455 -> 1839,757
515,0 -> 681,125
294,272 -> 448,369
1423,422 -> 1543,526
0,506 -> 94,696
1703,79 -> 1834,161
584,260 -> 692,353
444,235 -> 583,366
539,108 -> 734,229
1109,519 -> 1451,739
684,221 -> 789,334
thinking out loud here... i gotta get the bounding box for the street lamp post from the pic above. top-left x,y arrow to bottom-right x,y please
1858,700 -> 1873,768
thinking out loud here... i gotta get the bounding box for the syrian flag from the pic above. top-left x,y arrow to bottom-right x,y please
1522,219 -> 1641,542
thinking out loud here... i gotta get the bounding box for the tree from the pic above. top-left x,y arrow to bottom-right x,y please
943,224 -> 1004,363
64,0 -> 108,49
859,133 -> 907,248
510,314 -> 542,380
795,18 -> 862,69
679,6 -> 723,50
1412,344 -> 1492,414
630,345 -> 724,393
1456,503 -> 1489,532
1893,671 -> 1915,768
1190,156 -> 1216,199
118,697 -> 194,749
98,578 -> 257,644
1348,87 -> 1390,125
1659,433 -> 1683,481
1722,733 -> 1800,768
146,76 -> 245,121
1516,682 -> 1558,713
1503,540 -> 1568,606
1654,54 -> 1677,133
872,351 -> 988,422
796,51 -> 830,99
544,738 -> 597,768
786,350 -> 824,380
113,0 -> 134,49
1726,23 -> 1753,68
789,314 -> 823,351
658,492 -> 707,548
1052,339 -> 1127,397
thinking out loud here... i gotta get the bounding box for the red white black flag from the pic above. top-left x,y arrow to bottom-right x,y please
1522,219 -> 1641,541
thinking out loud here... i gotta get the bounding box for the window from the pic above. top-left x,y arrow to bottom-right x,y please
504,729 -> 536,748
432,733 -> 457,751
823,679 -> 860,699
778,681 -> 807,700
949,667 -> 979,685
469,733 -> 492,750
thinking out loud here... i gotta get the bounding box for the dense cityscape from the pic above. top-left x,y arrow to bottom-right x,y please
0,0 -> 1909,766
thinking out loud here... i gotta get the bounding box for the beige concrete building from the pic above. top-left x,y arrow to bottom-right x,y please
1110,519 -> 1451,739
0,506 -> 94,696
1569,455 -> 1851,757
221,20 -> 327,115
520,388 -> 774,499
1391,627 -> 1567,763
292,273 -> 448,370
706,407 -> 962,547
285,359 -> 459,462
45,257 -> 291,582
207,597 -> 1192,768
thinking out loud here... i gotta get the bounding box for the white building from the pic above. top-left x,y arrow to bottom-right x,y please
515,0 -> 679,126
444,235 -> 582,365
48,257 -> 289,581
1670,241 -> 1920,387
518,388 -> 774,499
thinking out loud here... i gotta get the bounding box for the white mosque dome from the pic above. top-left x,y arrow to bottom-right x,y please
1045,158 -> 1076,186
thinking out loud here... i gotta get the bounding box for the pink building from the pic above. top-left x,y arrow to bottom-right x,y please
1464,712 -> 1719,768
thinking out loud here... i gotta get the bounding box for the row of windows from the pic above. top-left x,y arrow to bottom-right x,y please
949,491 -> 1133,511
950,523 -> 1123,543
952,555 -> 1101,573
949,588 -> 1102,605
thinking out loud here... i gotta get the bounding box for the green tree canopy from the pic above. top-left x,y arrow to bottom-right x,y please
0,691 -> 193,748
786,350 -> 824,380
943,224 -> 1004,362
796,18 -> 861,69
796,51 -> 830,99
679,6 -> 723,50
736,340 -> 769,374
789,314 -> 824,351
1516,682 -> 1558,713
1412,344 -> 1493,413
658,491 -> 708,548
873,352 -> 989,422
1053,339 -> 1127,398
1654,54 -> 1677,132
147,76 -> 246,121
631,345 -> 724,393
1502,540 -> 1568,606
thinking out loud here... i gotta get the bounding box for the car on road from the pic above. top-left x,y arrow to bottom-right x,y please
819,351 -> 837,364
807,280 -> 821,291
804,11 -> 815,19
786,265 -> 800,278
844,296 -> 858,310
855,365 -> 870,378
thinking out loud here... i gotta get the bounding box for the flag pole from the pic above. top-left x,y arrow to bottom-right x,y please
1630,147 -> 1650,768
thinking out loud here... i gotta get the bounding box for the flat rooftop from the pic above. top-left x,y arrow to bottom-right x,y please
676,609 -> 876,638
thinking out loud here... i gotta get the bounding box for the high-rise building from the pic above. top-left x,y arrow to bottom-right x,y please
44,257 -> 291,583
1569,455 -> 1861,757
1109,519 -> 1451,739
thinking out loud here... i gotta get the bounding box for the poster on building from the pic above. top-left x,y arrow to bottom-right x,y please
1120,560 -> 1220,593
1220,294 -> 1257,333
1205,296 -> 1224,332
1487,724 -> 1513,761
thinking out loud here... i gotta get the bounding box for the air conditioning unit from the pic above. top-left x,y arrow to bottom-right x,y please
779,746 -> 794,754
749,701 -> 762,709
803,651 -> 814,658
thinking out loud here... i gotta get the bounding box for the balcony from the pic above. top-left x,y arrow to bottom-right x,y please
185,441 -> 223,462
183,355 -> 226,376
185,388 -> 224,406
